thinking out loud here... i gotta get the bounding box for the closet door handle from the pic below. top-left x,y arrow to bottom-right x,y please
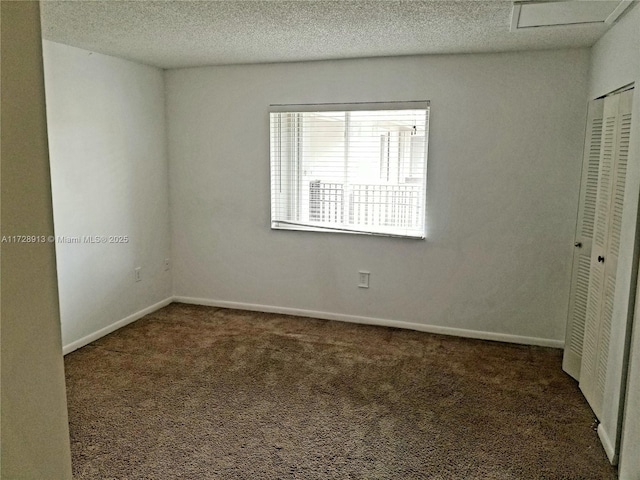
575,242 -> 582,248
598,255 -> 605,263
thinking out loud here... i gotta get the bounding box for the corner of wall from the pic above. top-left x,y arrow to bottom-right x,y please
1,1 -> 73,477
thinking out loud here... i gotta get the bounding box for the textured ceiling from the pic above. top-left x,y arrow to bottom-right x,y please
40,0 -> 625,69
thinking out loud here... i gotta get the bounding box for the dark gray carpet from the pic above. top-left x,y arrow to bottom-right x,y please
65,303 -> 617,479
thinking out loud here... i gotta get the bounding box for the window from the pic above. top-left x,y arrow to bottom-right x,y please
270,101 -> 429,238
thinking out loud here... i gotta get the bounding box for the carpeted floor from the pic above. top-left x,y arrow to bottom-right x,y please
65,303 -> 617,479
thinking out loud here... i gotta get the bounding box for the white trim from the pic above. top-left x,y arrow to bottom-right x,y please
605,0 -> 634,25
510,3 -> 522,32
62,295 -> 565,356
62,297 -> 173,355
511,0 -> 633,31
598,423 -> 619,465
173,296 -> 564,348
269,100 -> 429,113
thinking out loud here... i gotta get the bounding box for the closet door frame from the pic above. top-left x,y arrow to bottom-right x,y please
566,86 -> 638,465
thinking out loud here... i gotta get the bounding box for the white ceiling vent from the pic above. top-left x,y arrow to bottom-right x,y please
511,0 -> 634,31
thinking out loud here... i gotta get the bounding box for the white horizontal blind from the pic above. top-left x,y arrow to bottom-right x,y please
270,103 -> 429,238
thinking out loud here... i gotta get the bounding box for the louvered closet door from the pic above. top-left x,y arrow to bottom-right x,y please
563,99 -> 604,380
580,89 -> 634,419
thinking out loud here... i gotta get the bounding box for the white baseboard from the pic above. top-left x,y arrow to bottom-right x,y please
173,296 -> 564,348
63,295 -> 563,356
598,423 -> 619,465
63,297 -> 173,355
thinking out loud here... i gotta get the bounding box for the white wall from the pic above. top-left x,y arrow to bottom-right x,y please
0,2 -> 72,477
589,4 -> 640,100
622,278 -> 640,480
587,4 -> 640,478
167,49 -> 589,346
42,41 -> 172,352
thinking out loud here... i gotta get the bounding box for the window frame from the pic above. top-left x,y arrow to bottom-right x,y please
269,101 -> 430,239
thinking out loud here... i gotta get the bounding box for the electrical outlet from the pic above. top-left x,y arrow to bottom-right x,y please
358,271 -> 370,288
134,267 -> 142,282
164,258 -> 171,271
